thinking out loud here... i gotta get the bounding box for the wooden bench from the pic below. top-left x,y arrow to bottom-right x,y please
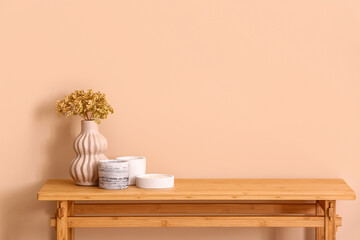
37,178 -> 356,240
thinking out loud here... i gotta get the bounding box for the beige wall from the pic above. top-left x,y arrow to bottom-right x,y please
1,1 -> 359,239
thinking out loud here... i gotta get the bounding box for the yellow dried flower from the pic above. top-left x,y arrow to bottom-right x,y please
56,89 -> 114,124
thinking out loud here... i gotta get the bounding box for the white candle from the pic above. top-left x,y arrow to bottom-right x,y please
136,174 -> 174,189
115,156 -> 146,185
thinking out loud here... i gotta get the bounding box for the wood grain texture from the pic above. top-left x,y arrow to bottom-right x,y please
66,216 -> 325,228
325,200 -> 336,240
50,216 -> 344,228
56,201 -> 68,240
316,201 -> 325,240
67,201 -> 75,240
74,202 -> 316,215
38,179 -> 356,201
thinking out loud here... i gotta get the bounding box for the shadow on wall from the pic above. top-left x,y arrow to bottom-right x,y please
2,98 -> 76,240
44,119 -> 75,180
275,228 -> 315,240
34,97 -> 76,179
29,96 -> 76,179
2,182 -> 56,240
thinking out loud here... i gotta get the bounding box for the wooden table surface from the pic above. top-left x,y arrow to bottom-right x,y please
38,178 -> 356,201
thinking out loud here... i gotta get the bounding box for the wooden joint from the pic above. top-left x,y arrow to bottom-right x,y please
57,206 -> 65,219
335,215 -> 342,227
161,220 -> 168,227
51,217 -> 56,227
328,202 -> 334,220
336,215 -> 342,232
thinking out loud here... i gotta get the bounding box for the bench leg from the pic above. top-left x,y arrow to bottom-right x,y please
324,200 -> 336,240
56,201 -> 69,240
68,201 -> 75,240
316,201 -> 324,240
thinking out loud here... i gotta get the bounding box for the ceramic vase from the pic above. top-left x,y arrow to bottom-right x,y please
69,120 -> 108,186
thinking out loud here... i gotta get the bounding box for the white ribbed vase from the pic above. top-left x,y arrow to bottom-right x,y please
69,120 -> 108,186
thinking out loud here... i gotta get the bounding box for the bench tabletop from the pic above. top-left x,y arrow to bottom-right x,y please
37,178 -> 356,201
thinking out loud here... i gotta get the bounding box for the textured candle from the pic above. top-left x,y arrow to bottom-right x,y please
98,160 -> 129,189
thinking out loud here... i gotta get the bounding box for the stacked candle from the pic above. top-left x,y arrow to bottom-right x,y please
98,156 -> 174,189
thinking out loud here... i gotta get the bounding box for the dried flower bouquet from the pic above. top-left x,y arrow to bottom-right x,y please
56,89 -> 114,124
